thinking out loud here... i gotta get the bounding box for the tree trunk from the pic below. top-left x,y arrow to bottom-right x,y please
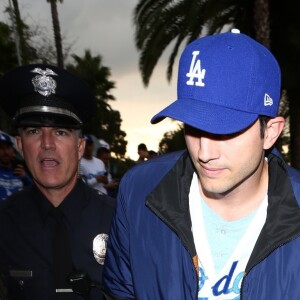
253,0 -> 270,48
49,0 -> 64,68
10,0 -> 23,64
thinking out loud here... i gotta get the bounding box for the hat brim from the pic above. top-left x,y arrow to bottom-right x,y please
151,98 -> 259,135
15,112 -> 82,129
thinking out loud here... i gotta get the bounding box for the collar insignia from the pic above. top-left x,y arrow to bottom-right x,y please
31,68 -> 58,96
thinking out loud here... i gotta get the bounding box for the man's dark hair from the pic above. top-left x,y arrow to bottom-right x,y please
259,116 -> 271,138
97,147 -> 110,157
138,143 -> 147,151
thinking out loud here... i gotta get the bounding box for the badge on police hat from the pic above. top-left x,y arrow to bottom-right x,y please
93,233 -> 109,265
0,63 -> 97,128
31,68 -> 58,96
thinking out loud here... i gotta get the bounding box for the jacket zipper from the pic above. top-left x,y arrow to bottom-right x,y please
240,233 -> 300,299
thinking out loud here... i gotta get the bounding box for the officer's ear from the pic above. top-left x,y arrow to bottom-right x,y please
78,137 -> 86,160
263,116 -> 285,150
15,135 -> 23,156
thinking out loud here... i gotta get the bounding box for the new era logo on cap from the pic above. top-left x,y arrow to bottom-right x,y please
264,94 -> 273,106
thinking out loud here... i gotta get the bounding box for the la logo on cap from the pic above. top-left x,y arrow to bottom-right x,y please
186,51 -> 206,87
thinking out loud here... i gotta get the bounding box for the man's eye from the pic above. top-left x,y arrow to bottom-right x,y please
25,128 -> 39,135
56,129 -> 69,136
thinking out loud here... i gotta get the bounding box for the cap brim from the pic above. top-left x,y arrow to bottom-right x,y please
151,98 -> 259,134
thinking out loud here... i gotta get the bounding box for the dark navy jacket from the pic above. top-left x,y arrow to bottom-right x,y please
102,150 -> 300,299
0,179 -> 115,300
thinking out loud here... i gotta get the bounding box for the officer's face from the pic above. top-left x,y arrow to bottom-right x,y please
16,127 -> 85,200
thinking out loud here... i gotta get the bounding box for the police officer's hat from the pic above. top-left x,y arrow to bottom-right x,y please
0,64 -> 97,128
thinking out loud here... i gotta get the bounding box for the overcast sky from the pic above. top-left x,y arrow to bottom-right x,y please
0,0 -> 180,160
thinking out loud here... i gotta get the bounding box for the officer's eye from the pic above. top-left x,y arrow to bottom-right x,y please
55,129 -> 71,136
24,128 -> 40,135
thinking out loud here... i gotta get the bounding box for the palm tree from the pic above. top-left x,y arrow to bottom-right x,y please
47,0 -> 64,68
68,50 -> 116,103
133,0 -> 300,169
134,0 -> 267,86
10,0 -> 23,64
66,50 -> 127,158
7,0 -> 37,64
253,0 -> 270,47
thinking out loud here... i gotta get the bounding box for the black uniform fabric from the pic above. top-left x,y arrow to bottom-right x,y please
0,179 -> 115,300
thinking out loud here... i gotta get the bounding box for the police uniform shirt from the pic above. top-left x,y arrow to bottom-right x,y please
0,179 -> 115,299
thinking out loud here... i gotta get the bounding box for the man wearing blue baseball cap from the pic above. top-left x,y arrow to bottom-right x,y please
0,131 -> 32,201
102,29 -> 300,299
79,134 -> 109,195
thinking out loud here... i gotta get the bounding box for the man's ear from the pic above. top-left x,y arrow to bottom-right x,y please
263,117 -> 285,150
15,136 -> 23,156
78,138 -> 86,160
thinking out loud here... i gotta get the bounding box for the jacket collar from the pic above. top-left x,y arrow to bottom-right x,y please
246,152 -> 300,271
146,150 -> 196,257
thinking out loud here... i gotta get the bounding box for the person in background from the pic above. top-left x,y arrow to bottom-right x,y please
97,147 -> 118,198
0,64 -> 115,300
136,143 -> 149,163
148,150 -> 158,159
0,132 -> 32,201
102,30 -> 300,299
79,134 -> 109,195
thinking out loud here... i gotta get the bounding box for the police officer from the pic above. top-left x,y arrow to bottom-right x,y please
0,64 -> 116,299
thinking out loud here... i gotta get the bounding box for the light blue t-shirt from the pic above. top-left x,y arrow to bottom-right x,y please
201,199 -> 256,273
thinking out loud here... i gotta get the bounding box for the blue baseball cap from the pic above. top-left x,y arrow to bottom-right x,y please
83,134 -> 94,143
151,29 -> 281,134
0,132 -> 13,145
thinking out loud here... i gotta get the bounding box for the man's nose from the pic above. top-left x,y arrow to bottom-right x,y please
197,136 -> 219,163
41,131 -> 55,150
